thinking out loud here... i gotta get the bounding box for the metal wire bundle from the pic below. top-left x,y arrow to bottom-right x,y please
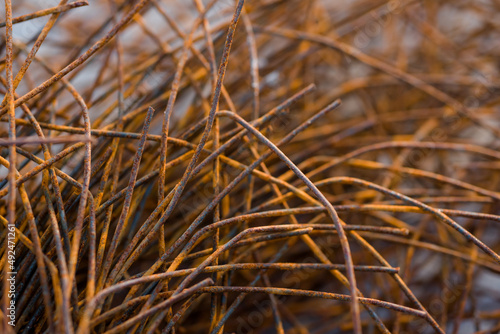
1,0 -> 500,333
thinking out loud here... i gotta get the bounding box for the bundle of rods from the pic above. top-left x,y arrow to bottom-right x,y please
1,0 -> 500,333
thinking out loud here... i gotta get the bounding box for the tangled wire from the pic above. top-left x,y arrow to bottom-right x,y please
1,0 -> 500,333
